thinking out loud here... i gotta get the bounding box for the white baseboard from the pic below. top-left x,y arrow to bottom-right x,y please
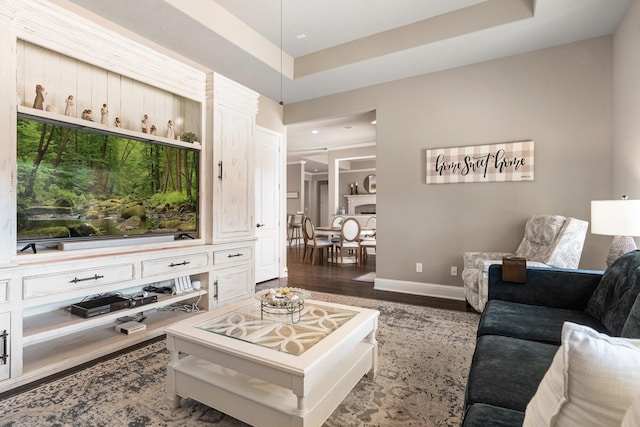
374,277 -> 465,301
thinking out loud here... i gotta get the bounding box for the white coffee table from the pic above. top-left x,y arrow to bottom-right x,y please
165,297 -> 379,427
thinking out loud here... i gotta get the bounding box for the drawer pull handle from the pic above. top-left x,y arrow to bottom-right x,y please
169,261 -> 191,267
1,330 -> 8,365
70,274 -> 104,283
228,253 -> 243,258
218,161 -> 223,181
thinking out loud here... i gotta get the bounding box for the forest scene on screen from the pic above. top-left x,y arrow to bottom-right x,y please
16,118 -> 198,243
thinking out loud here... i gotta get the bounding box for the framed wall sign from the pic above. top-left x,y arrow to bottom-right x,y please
426,140 -> 534,184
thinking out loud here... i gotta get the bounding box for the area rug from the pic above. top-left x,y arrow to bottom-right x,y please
352,272 -> 376,282
0,293 -> 480,427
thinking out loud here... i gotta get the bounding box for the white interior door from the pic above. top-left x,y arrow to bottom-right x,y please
255,127 -> 282,283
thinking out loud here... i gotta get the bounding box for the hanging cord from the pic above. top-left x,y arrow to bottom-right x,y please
279,0 -> 284,106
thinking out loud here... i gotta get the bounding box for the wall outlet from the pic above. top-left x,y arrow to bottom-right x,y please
450,266 -> 458,276
416,262 -> 423,273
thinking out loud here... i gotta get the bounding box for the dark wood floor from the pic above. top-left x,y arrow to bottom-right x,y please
257,245 -> 473,312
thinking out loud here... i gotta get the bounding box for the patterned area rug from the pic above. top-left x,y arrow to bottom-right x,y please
0,293 -> 479,427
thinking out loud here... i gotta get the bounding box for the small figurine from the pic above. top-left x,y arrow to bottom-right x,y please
150,124 -> 157,135
141,114 -> 149,133
81,109 -> 94,121
64,95 -> 74,116
33,84 -> 46,110
100,104 -> 109,125
114,117 -> 122,127
166,120 -> 175,139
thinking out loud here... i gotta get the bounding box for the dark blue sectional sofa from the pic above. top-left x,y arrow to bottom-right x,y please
461,250 -> 640,426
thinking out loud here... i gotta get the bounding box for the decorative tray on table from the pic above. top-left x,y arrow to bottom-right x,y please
254,287 -> 310,323
255,287 -> 310,306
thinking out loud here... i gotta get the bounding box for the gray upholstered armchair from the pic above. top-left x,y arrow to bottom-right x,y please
462,215 -> 589,312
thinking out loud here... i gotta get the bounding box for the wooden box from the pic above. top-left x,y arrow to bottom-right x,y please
502,257 -> 527,283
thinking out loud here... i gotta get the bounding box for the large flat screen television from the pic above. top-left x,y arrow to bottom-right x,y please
16,117 -> 199,251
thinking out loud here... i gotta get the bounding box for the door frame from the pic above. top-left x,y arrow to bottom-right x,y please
254,126 -> 287,280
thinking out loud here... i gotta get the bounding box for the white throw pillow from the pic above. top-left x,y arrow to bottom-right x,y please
523,322 -> 640,427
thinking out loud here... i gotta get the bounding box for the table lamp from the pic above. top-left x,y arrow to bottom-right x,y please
591,197 -> 640,267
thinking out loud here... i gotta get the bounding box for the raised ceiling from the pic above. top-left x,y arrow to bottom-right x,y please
62,0 -> 632,172
64,0 -> 630,105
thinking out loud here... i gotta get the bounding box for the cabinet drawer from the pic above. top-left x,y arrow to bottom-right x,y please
23,264 -> 134,299
141,252 -> 209,278
213,246 -> 252,266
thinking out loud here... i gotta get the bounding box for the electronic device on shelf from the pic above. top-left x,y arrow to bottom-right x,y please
70,295 -> 130,318
173,276 -> 193,295
115,321 -> 146,335
128,294 -> 158,308
70,293 -> 159,318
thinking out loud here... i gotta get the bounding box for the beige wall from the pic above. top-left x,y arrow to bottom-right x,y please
257,95 -> 285,134
614,0 -> 640,199
285,36 -> 614,287
286,163 -> 304,214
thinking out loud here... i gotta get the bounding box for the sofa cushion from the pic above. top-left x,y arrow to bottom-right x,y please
523,322 -> 640,427
479,300 -> 609,344
586,250 -> 640,336
622,292 -> 640,338
462,403 -> 524,427
466,334 -> 558,412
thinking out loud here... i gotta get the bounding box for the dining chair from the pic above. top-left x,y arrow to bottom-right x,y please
360,216 -> 376,239
323,216 -> 345,244
360,216 -> 376,263
288,213 -> 303,247
302,217 -> 333,265
336,218 -> 361,266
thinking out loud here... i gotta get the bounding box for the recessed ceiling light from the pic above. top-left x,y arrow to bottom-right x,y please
313,169 -> 318,172
370,120 -> 377,125
296,33 -> 307,40
342,125 -> 354,130
311,129 -> 319,134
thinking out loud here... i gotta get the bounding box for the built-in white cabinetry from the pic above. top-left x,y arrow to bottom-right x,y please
210,73 -> 259,241
12,246 -> 211,390
0,1 -> 260,393
0,312 -> 10,382
211,242 -> 254,308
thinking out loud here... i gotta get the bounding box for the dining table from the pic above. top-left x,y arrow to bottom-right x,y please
314,226 -> 376,264
315,226 -> 376,238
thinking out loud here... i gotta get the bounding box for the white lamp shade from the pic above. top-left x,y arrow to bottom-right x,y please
591,200 -> 640,237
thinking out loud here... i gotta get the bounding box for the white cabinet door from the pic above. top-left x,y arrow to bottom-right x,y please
0,312 -> 9,381
213,264 -> 253,307
213,103 -> 255,241
254,127 -> 282,283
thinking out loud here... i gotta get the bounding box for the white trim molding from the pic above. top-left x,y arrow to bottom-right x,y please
374,278 -> 465,301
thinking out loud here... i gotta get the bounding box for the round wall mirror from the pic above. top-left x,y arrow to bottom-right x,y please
363,174 -> 376,193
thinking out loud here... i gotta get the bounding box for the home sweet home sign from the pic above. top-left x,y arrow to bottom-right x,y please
425,140 -> 534,184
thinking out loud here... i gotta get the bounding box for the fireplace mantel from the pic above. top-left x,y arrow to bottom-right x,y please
344,194 -> 376,215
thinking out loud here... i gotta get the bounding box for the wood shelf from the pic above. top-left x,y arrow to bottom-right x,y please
23,289 -> 207,345
17,105 -> 202,150
14,308 -> 202,390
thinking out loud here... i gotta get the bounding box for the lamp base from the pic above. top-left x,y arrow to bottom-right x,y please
606,236 -> 638,268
